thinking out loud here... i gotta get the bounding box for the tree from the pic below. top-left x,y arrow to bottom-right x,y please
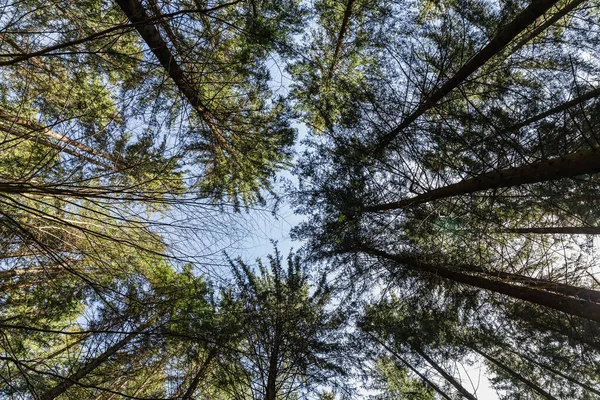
216,249 -> 347,400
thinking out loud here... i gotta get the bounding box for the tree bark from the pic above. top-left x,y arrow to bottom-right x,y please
372,0 -> 560,156
364,148 -> 600,212
508,348 -> 600,396
465,265 -> 600,303
360,246 -> 600,322
115,0 -> 210,117
512,0 -> 587,52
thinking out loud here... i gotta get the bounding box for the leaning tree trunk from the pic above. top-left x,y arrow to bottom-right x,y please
470,346 -> 558,400
327,0 -> 355,80
364,148 -> 600,212
372,0 -> 560,156
506,226 -> 600,235
507,347 -> 600,396
39,322 -> 150,400
359,246 -> 600,322
412,346 -> 477,400
364,331 -> 454,400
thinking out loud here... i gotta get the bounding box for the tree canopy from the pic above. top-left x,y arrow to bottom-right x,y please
2,0 -> 600,398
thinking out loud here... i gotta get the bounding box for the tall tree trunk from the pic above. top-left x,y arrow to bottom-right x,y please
115,0 -> 210,118
470,346 -> 558,399
507,348 -> 600,396
359,246 -> 600,322
265,328 -> 282,400
39,322 -> 149,400
364,331 -> 453,400
372,0 -> 560,156
0,110 -> 117,168
180,348 -> 218,400
364,148 -> 600,212
512,0 -> 587,51
412,346 -> 477,400
327,0 -> 355,80
506,226 -> 600,235
503,85 -> 600,134
465,265 -> 600,303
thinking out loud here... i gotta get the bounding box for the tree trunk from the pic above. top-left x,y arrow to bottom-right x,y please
327,0 -> 355,80
364,148 -> 600,211
465,265 -> 600,303
512,0 -> 587,51
265,328 -> 282,400
360,246 -> 600,322
503,85 -> 600,134
372,0 -> 560,156
39,322 -> 149,400
412,346 -> 477,400
180,348 -> 218,400
506,226 -> 600,235
508,348 -> 600,396
115,0 -> 210,118
364,331 -> 453,400
470,346 -> 558,399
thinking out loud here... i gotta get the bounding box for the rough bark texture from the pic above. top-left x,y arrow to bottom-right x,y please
115,0 -> 209,116
372,0 -> 560,156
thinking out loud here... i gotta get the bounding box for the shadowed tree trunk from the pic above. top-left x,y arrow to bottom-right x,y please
372,0 -> 560,156
39,322 -> 151,400
470,346 -> 558,399
327,0 -> 355,80
412,346 -> 477,400
365,331 -> 453,400
364,148 -> 600,212
359,246 -> 600,322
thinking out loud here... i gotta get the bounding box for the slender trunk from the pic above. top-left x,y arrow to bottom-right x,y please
0,122 -> 114,170
470,346 -> 558,399
0,110 -> 117,168
364,331 -> 453,400
327,0 -> 355,80
364,148 -> 600,212
512,0 -> 587,51
180,348 -> 218,400
508,348 -> 600,396
0,265 -> 62,281
412,346 -> 477,400
372,0 -> 559,156
360,246 -> 600,322
503,85 -> 600,134
39,322 -> 149,400
506,226 -> 600,235
510,308 -> 600,352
